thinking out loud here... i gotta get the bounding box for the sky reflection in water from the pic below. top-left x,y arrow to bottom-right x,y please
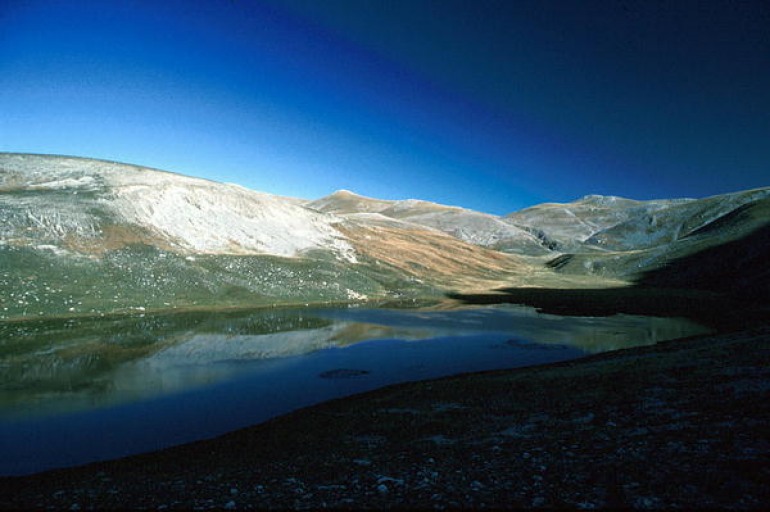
0,304 -> 708,475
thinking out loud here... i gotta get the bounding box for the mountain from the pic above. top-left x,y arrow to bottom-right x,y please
505,194 -> 689,252
637,206 -> 770,300
0,153 -> 355,260
0,154 -> 538,321
1,153 -> 767,322
308,190 -> 550,255
542,189 -> 770,297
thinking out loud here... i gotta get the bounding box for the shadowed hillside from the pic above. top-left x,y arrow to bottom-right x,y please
2,153 -> 767,323
636,223 -> 770,301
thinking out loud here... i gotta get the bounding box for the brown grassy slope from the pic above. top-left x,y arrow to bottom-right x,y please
338,223 -> 523,285
339,222 -> 626,293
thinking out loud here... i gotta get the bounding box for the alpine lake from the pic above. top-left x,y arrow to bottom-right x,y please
0,303 -> 709,475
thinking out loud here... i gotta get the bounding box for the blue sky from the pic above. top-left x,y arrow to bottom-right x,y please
1,0 -> 768,214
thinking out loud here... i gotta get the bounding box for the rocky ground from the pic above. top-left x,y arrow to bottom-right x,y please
2,323 -> 769,510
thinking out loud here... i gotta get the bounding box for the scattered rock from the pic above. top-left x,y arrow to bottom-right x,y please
2,327 -> 769,510
377,476 -> 404,486
574,412 -> 596,424
423,435 -> 456,445
432,403 -> 467,412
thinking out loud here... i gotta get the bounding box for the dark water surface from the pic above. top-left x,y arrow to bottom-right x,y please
0,304 -> 708,475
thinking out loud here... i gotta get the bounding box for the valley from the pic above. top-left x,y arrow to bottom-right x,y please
1,153 -> 768,508
3,153 -> 767,321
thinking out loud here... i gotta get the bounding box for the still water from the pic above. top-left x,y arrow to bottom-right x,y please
0,304 -> 708,475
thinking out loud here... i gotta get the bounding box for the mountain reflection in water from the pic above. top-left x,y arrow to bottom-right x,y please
0,304 -> 708,475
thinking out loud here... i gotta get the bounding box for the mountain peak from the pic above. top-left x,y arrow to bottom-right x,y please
330,189 -> 359,197
576,194 -> 635,206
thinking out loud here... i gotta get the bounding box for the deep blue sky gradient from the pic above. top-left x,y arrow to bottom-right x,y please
1,0 -> 768,214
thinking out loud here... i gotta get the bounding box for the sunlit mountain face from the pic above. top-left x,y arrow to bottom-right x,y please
2,153 -> 768,322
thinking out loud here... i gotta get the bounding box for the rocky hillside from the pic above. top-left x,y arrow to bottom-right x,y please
308,190 -> 550,255
505,194 -> 691,252
1,153 -> 767,321
0,153 -> 355,260
0,154 -> 536,321
540,189 -> 770,295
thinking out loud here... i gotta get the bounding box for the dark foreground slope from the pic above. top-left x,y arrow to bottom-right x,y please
2,325 -> 768,510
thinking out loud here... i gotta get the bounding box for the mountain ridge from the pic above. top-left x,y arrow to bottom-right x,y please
1,152 -> 767,321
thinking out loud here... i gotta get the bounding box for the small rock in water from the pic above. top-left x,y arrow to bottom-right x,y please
319,368 -> 370,379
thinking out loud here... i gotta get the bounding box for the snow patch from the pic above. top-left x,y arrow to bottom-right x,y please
26,176 -> 98,190
34,244 -> 69,256
106,175 -> 357,259
346,289 -> 368,300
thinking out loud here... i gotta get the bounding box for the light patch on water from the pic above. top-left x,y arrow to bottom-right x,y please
0,304 -> 709,475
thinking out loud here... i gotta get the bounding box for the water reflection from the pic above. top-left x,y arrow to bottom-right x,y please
0,308 -> 332,416
0,304 -> 709,475
1,305 -> 707,420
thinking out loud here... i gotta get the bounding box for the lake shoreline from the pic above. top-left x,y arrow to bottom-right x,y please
4,300 -> 705,476
2,313 -> 768,509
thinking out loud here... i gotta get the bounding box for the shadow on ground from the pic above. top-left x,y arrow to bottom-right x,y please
448,223 -> 770,332
636,223 -> 770,302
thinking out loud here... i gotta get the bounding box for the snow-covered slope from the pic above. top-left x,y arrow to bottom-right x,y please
0,153 -> 355,261
544,189 -> 770,294
3,152 -> 766,321
583,188 -> 770,251
309,190 -> 550,255
0,153 -> 532,320
505,195 -> 686,251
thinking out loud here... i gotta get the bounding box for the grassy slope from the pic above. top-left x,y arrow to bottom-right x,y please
0,244 -> 444,321
546,196 -> 770,288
